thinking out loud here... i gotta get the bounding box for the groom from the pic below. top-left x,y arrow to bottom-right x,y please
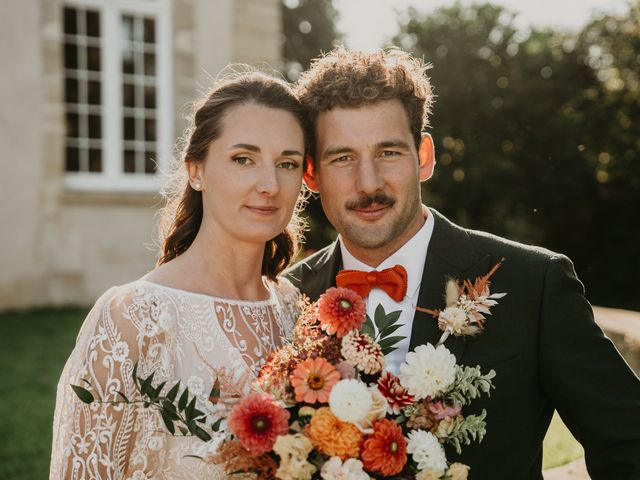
285,47 -> 640,479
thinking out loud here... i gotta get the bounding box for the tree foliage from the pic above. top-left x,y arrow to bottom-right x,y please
392,2 -> 640,309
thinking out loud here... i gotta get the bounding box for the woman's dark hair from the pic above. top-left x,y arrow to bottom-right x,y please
157,69 -> 309,280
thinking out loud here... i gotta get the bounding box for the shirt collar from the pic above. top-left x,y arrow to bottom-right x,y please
339,206 -> 434,297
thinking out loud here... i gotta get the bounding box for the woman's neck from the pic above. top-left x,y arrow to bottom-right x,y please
151,223 -> 270,301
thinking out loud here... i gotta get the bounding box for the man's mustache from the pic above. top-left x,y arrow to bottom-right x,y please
345,193 -> 396,210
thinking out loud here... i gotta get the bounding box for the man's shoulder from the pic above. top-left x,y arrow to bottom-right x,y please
283,243 -> 337,289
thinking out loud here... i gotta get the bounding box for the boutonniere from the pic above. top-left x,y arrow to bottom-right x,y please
417,258 -> 507,346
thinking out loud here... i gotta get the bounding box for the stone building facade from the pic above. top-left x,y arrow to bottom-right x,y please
0,0 -> 282,309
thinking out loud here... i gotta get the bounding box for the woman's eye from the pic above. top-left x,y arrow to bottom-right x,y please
232,156 -> 252,165
279,161 -> 300,170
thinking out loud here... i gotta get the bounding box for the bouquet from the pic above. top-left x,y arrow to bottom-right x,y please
211,287 -> 496,479
73,284 -> 499,479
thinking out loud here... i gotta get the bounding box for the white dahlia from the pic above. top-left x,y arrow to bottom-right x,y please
320,457 -> 370,480
399,344 -> 456,400
328,379 -> 372,424
406,429 -> 447,472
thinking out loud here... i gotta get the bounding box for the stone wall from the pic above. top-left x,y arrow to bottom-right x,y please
0,0 -> 283,310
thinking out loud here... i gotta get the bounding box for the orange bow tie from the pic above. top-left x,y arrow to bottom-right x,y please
336,265 -> 408,302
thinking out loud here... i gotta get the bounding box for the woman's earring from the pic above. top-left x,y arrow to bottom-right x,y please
193,183 -> 201,191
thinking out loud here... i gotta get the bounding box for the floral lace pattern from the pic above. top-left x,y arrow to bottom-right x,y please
50,277 -> 300,480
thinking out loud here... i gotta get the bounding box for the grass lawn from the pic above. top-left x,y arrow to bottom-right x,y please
0,308 -> 584,479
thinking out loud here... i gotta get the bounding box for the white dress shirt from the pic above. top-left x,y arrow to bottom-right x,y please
339,207 -> 435,375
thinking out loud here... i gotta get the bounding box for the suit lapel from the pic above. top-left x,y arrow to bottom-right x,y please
306,241 -> 342,299
409,209 -> 494,362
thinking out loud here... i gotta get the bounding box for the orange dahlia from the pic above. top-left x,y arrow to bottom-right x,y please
290,357 -> 340,404
318,287 -> 366,338
306,407 -> 363,459
361,418 -> 407,476
227,393 -> 290,455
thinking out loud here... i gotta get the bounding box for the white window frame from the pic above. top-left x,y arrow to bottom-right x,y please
64,0 -> 172,192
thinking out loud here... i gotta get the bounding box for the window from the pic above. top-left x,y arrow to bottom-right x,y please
63,0 -> 171,191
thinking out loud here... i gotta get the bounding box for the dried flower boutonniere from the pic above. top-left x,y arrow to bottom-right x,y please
417,258 -> 507,346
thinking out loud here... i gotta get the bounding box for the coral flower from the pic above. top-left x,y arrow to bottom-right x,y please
227,392 -> 290,455
290,357 -> 340,404
306,407 -> 363,459
361,418 -> 407,476
318,287 -> 366,338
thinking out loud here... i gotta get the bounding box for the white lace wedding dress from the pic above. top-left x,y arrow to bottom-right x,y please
50,277 -> 301,480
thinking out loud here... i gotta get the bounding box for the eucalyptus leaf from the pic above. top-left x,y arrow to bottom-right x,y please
115,391 -> 129,403
71,385 -> 95,404
161,411 -> 176,435
166,382 -> 180,402
194,426 -> 212,442
212,417 -> 223,432
140,371 -> 155,397
178,388 -> 189,411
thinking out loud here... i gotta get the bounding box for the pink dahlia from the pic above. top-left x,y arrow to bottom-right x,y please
227,393 -> 290,455
429,401 -> 462,420
318,288 -> 366,338
377,371 -> 415,415
290,357 -> 341,404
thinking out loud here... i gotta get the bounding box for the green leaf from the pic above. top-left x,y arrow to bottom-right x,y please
178,426 -> 189,436
178,388 -> 189,411
140,371 -> 155,397
374,304 -> 386,322
161,401 -> 180,421
71,385 -> 95,404
379,323 -> 404,339
194,426 -> 212,442
151,381 -> 167,400
115,391 -> 129,403
166,382 -> 180,402
360,314 -> 376,338
378,335 -> 405,355
212,417 -> 223,432
131,361 -> 139,384
376,309 -> 402,333
161,410 -> 176,435
186,397 -> 197,418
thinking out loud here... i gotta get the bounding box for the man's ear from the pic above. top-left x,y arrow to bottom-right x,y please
418,133 -> 435,182
303,154 -> 319,193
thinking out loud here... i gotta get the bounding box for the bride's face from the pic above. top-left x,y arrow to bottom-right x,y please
189,102 -> 305,245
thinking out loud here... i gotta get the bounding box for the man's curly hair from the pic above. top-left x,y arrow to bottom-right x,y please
295,46 -> 434,154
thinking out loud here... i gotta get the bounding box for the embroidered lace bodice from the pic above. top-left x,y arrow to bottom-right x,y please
50,277 -> 301,480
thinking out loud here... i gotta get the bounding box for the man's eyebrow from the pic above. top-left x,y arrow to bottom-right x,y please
229,143 -> 260,152
377,140 -> 411,150
320,146 -> 353,158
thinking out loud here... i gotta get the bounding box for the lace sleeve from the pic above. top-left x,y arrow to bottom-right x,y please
273,276 -> 304,338
50,285 -> 172,479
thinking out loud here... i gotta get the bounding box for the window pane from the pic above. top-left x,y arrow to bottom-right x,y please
65,78 -> 79,103
88,114 -> 101,139
123,83 -> 135,107
87,80 -> 101,105
86,10 -> 100,37
64,43 -> 78,69
144,52 -> 156,76
123,116 -> 136,140
124,150 -> 136,173
89,148 -> 102,172
66,146 -> 79,171
66,113 -> 79,138
144,85 -> 156,109
145,152 -> 156,174
64,7 -> 77,35
122,15 -> 134,42
144,118 -> 156,142
87,46 -> 101,71
143,18 -> 155,43
122,49 -> 134,74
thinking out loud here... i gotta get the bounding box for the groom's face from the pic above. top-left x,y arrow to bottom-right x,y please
305,99 -> 434,262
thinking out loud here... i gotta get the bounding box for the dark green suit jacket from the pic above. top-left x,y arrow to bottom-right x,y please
284,209 -> 640,479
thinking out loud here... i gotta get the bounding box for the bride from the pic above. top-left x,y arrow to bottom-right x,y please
50,71 -> 309,479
